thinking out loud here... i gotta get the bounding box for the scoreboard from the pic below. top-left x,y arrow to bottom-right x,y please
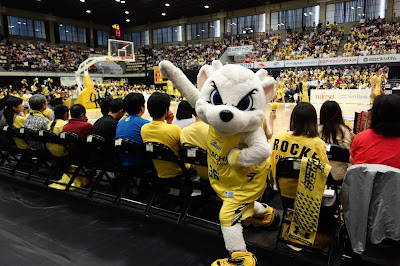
111,24 -> 121,39
154,66 -> 168,83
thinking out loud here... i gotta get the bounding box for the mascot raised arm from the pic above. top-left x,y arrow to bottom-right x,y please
160,60 -> 279,266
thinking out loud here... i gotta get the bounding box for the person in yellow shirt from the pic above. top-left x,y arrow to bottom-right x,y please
46,105 -> 69,157
340,82 -> 347,90
270,102 -> 329,199
180,108 -> 209,180
370,68 -> 384,103
141,92 -> 188,178
3,96 -> 29,150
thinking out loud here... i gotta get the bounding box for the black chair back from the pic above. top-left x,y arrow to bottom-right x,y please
23,127 -> 40,142
276,157 -> 301,208
114,138 -> 144,155
59,131 -> 81,146
178,146 -> 207,167
38,130 -> 63,144
144,142 -> 188,174
86,134 -> 106,151
326,143 -> 350,163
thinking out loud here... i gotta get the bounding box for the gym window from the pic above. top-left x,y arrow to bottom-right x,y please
8,16 -> 46,39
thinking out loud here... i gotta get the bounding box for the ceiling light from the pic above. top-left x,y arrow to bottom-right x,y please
351,6 -> 355,9
18,21 -> 21,24
66,30 -> 69,33
126,19 -> 130,22
125,11 -> 129,14
60,24 -> 63,27
201,29 -> 205,31
165,3 -> 170,6
36,29 -> 39,31
161,12 -> 166,16
197,34 -> 200,36
358,6 -> 361,8
204,5 -> 209,8
309,12 -> 312,14
116,0 -> 120,2
121,0 -> 125,3
86,10 -> 91,13
80,0 -> 85,2
23,22 -> 26,25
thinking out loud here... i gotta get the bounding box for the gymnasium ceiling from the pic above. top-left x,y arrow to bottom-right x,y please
1,0 -> 276,27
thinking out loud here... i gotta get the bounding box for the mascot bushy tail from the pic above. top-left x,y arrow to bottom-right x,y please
160,60 -> 279,266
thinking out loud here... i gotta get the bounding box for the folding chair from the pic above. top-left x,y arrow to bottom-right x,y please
85,134 -> 118,198
326,144 -> 350,164
59,131 -> 92,191
274,157 -> 339,264
144,142 -> 195,223
0,125 -> 18,167
37,129 -> 67,185
112,138 -> 152,204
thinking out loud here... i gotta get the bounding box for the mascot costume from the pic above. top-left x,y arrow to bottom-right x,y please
160,60 -> 279,266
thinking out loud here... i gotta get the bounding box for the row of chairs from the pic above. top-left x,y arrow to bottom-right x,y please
0,125 -> 212,225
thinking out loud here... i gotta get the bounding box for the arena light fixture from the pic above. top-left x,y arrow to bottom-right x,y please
204,5 -> 209,8
358,6 -> 361,8
60,24 -> 63,27
201,29 -> 205,31
66,30 -> 69,33
115,0 -> 120,2
309,12 -> 312,14
121,0 -> 125,3
165,3 -> 170,6
125,11 -> 129,14
18,21 -> 21,24
86,10 -> 91,13
80,0 -> 85,2
161,12 -> 166,16
126,19 -> 130,22
351,6 -> 355,9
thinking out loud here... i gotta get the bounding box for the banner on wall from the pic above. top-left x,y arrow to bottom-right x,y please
319,57 -> 358,66
358,54 -> 400,64
285,59 -> 319,68
227,45 -> 254,56
60,77 -> 103,87
310,89 -> 371,105
254,61 -> 285,68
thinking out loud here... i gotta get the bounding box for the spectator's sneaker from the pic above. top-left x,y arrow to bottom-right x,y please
211,251 -> 258,266
243,204 -> 280,227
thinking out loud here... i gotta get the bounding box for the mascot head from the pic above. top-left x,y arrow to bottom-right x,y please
195,61 -> 275,136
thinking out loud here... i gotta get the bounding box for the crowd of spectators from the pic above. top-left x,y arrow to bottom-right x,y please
276,23 -> 343,60
278,64 -> 389,91
0,39 -> 104,72
343,16 -> 400,57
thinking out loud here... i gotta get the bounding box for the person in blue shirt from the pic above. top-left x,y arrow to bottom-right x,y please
116,92 -> 150,167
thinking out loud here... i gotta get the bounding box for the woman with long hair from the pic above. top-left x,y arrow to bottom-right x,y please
350,95 -> 400,168
46,104 -> 69,157
270,102 -> 329,198
319,100 -> 354,180
3,96 -> 29,149
172,100 -> 194,129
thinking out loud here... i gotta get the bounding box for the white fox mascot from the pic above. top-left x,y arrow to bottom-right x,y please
160,60 -> 279,266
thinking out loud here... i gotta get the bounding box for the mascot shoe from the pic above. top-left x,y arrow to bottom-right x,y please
212,251 -> 258,266
242,204 -> 280,227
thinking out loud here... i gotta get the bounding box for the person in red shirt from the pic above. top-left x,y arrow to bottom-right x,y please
62,104 -> 93,158
350,95 -> 400,169
62,104 -> 92,138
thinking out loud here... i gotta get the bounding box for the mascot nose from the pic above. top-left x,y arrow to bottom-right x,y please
219,110 -> 234,122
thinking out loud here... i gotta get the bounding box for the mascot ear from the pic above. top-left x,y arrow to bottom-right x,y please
256,69 -> 276,102
197,65 -> 213,90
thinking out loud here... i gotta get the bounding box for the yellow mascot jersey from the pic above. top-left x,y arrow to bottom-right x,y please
207,126 -> 268,204
270,130 -> 328,199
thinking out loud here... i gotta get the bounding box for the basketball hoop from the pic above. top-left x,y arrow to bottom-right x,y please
120,56 -> 132,60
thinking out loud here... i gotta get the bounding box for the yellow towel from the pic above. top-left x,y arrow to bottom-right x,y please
48,166 -> 89,190
288,157 -> 331,246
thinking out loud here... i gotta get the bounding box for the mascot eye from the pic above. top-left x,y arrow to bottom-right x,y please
236,95 -> 253,111
210,89 -> 223,105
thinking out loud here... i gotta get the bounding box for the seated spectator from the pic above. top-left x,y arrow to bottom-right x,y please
318,101 -> 354,180
24,94 -> 50,150
63,104 -> 93,158
3,96 -> 28,149
180,107 -> 209,180
116,93 -> 150,167
172,100 -> 195,129
141,92 -> 188,178
99,96 -> 113,116
46,105 -> 69,157
92,98 -> 125,166
350,95 -> 400,168
270,102 -> 329,199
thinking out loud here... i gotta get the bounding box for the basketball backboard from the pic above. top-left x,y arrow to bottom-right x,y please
108,39 -> 135,61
